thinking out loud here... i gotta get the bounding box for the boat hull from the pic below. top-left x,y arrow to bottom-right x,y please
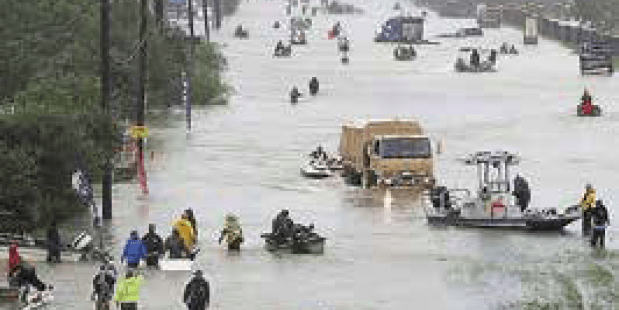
427,214 -> 579,231
261,234 -> 325,254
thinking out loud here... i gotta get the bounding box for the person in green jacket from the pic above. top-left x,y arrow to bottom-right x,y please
114,270 -> 144,310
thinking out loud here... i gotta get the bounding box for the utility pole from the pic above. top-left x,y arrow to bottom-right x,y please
138,0 -> 147,182
101,0 -> 113,221
187,0 -> 195,131
203,0 -> 210,42
213,0 -> 221,29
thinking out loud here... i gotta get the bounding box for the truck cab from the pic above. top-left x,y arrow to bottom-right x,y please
365,135 -> 435,187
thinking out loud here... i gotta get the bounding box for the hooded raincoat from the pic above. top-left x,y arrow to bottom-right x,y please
221,215 -> 243,244
114,275 -> 144,303
173,218 -> 195,250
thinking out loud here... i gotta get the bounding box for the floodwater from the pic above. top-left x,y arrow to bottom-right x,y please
4,0 -> 619,309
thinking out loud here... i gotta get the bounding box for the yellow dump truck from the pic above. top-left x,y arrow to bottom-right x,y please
339,119 -> 436,188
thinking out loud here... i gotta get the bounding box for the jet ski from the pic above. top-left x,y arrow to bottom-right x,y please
300,160 -> 332,178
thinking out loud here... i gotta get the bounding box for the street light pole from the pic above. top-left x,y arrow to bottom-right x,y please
101,0 -> 113,221
187,0 -> 195,131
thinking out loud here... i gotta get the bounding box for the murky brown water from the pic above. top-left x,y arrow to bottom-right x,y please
4,0 -> 619,309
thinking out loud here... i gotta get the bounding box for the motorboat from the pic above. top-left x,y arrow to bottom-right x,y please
394,45 -> 416,61
426,151 -> 581,231
455,58 -> 496,72
261,225 -> 325,254
576,104 -> 602,117
301,160 -> 332,178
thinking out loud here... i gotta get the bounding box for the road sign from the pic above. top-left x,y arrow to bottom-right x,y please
130,126 -> 149,138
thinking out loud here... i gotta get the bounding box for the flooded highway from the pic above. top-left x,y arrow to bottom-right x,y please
6,0 -> 619,309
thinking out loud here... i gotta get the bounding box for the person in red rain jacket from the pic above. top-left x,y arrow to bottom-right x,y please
9,242 -> 20,272
581,89 -> 593,115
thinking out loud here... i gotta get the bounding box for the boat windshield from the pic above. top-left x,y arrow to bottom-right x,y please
378,137 -> 431,158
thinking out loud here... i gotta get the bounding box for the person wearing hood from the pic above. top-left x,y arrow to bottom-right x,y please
580,184 -> 596,236
185,209 -> 198,241
8,241 -> 20,272
183,270 -> 210,310
488,49 -> 497,64
114,270 -> 144,310
92,263 -> 117,310
173,214 -> 196,256
142,224 -> 164,268
512,174 -> 531,212
46,220 -> 61,263
121,231 -> 147,268
165,228 -> 186,259
580,89 -> 594,115
218,214 -> 244,250
591,200 -> 610,248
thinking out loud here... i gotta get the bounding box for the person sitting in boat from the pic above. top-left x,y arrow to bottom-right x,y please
488,49 -> 497,65
290,86 -> 302,104
591,200 -> 610,248
292,223 -> 315,243
580,183 -> 596,236
310,145 -> 327,160
219,214 -> 244,250
235,25 -> 245,37
272,210 -> 294,243
510,45 -> 518,54
164,228 -> 186,259
470,49 -> 480,68
512,174 -> 531,212
309,77 -> 319,96
500,43 -> 509,54
580,89 -> 594,115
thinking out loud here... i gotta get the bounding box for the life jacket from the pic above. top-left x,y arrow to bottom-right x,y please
581,189 -> 596,210
173,219 -> 195,248
222,218 -> 242,244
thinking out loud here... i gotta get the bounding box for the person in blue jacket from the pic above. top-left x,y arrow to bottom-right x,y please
121,230 -> 147,268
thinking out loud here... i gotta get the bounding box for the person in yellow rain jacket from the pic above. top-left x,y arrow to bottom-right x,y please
173,214 -> 195,257
114,270 -> 144,310
580,184 -> 596,236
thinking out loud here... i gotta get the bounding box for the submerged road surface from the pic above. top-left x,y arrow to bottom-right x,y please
5,0 -> 619,309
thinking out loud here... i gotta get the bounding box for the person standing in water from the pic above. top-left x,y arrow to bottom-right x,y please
121,231 -> 147,268
183,270 -> 210,310
591,200 -> 610,248
580,184 -> 596,236
114,270 -> 144,310
46,220 -> 61,263
142,224 -> 164,268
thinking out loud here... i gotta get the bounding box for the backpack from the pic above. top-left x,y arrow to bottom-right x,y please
189,279 -> 208,304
